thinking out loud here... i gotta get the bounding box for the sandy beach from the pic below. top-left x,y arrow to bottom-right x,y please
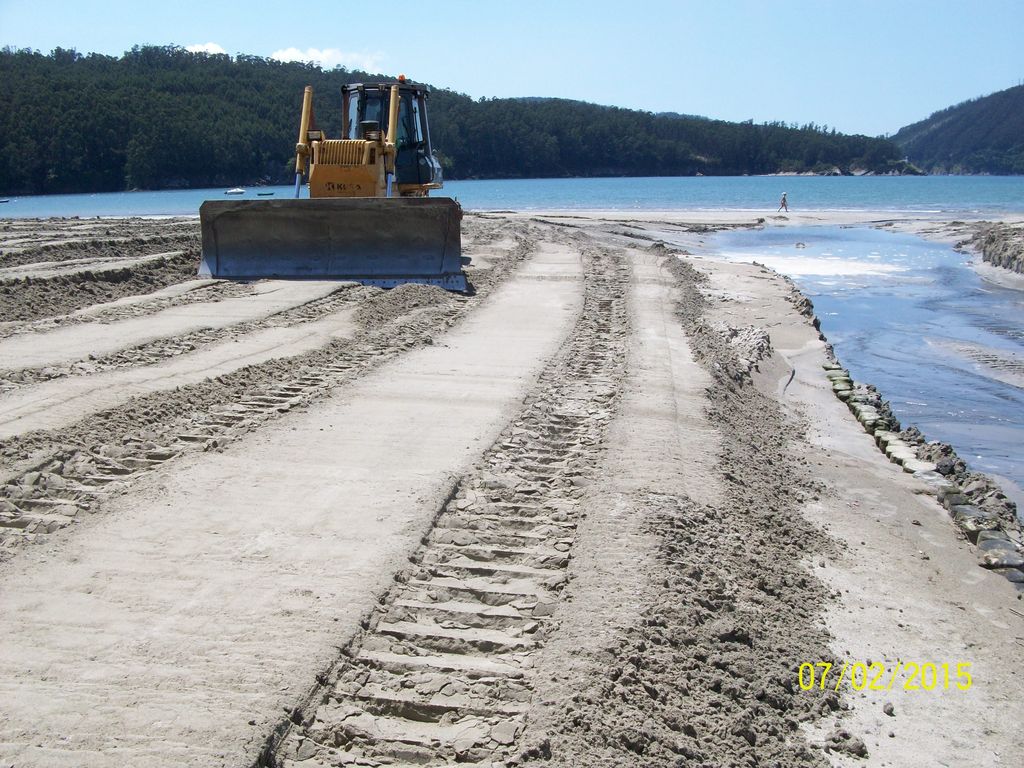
0,210 -> 1022,767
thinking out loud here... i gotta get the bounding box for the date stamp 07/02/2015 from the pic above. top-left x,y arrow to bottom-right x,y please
797,661 -> 973,693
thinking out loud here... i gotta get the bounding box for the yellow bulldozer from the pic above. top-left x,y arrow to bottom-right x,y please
198,76 -> 467,290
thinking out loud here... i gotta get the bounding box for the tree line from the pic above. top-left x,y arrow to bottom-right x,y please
0,46 -> 911,196
893,85 -> 1024,175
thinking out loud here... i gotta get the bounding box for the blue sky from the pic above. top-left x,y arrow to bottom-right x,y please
1,0 -> 1021,137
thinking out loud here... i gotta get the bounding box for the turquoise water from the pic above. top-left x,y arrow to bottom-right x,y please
713,225 -> 1024,512
445,176 -> 1024,214
2,175 -> 1024,217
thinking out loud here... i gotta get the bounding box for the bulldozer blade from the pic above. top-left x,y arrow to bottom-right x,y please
198,197 -> 467,291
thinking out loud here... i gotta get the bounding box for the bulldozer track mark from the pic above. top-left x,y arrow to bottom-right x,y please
0,272 -> 256,344
0,283 -> 360,391
263,238 -> 630,768
0,222 -> 537,553
0,218 -> 199,267
0,248 -> 208,328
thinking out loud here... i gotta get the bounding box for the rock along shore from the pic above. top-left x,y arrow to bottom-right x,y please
786,277 -> 1024,589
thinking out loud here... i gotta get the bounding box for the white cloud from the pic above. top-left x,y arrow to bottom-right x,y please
186,42 -> 227,55
270,47 -> 384,72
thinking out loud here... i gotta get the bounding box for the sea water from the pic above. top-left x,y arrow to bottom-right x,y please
712,225 -> 1024,513
3,175 -> 1024,218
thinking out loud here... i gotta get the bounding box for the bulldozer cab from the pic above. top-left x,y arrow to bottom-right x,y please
343,82 -> 443,192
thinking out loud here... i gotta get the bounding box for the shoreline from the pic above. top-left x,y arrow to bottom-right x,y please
609,210 -> 1024,511
973,259 -> 1024,290
515,205 -> 1024,559
806,291 -> 1023,569
716,245 -> 1024,570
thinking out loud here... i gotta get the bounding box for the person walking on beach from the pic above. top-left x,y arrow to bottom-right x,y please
778,192 -> 789,212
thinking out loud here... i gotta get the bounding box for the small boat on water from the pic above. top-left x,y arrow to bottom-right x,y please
0,199 -> 9,203
257,191 -> 275,196
224,187 -> 245,195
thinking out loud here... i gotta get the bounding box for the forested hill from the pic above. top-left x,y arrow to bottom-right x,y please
0,46 -> 909,195
893,85 -> 1024,174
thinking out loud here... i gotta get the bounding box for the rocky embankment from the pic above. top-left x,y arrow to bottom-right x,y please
816,329 -> 1024,589
775,271 -> 1024,585
969,222 -> 1024,274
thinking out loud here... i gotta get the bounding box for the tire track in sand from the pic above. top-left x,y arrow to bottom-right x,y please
0,222 -> 203,324
0,283 -> 360,393
0,225 -> 584,768
0,280 -> 350,372
0,278 -> 258,344
0,223 -> 535,553
264,237 -> 630,768
0,217 -> 197,265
